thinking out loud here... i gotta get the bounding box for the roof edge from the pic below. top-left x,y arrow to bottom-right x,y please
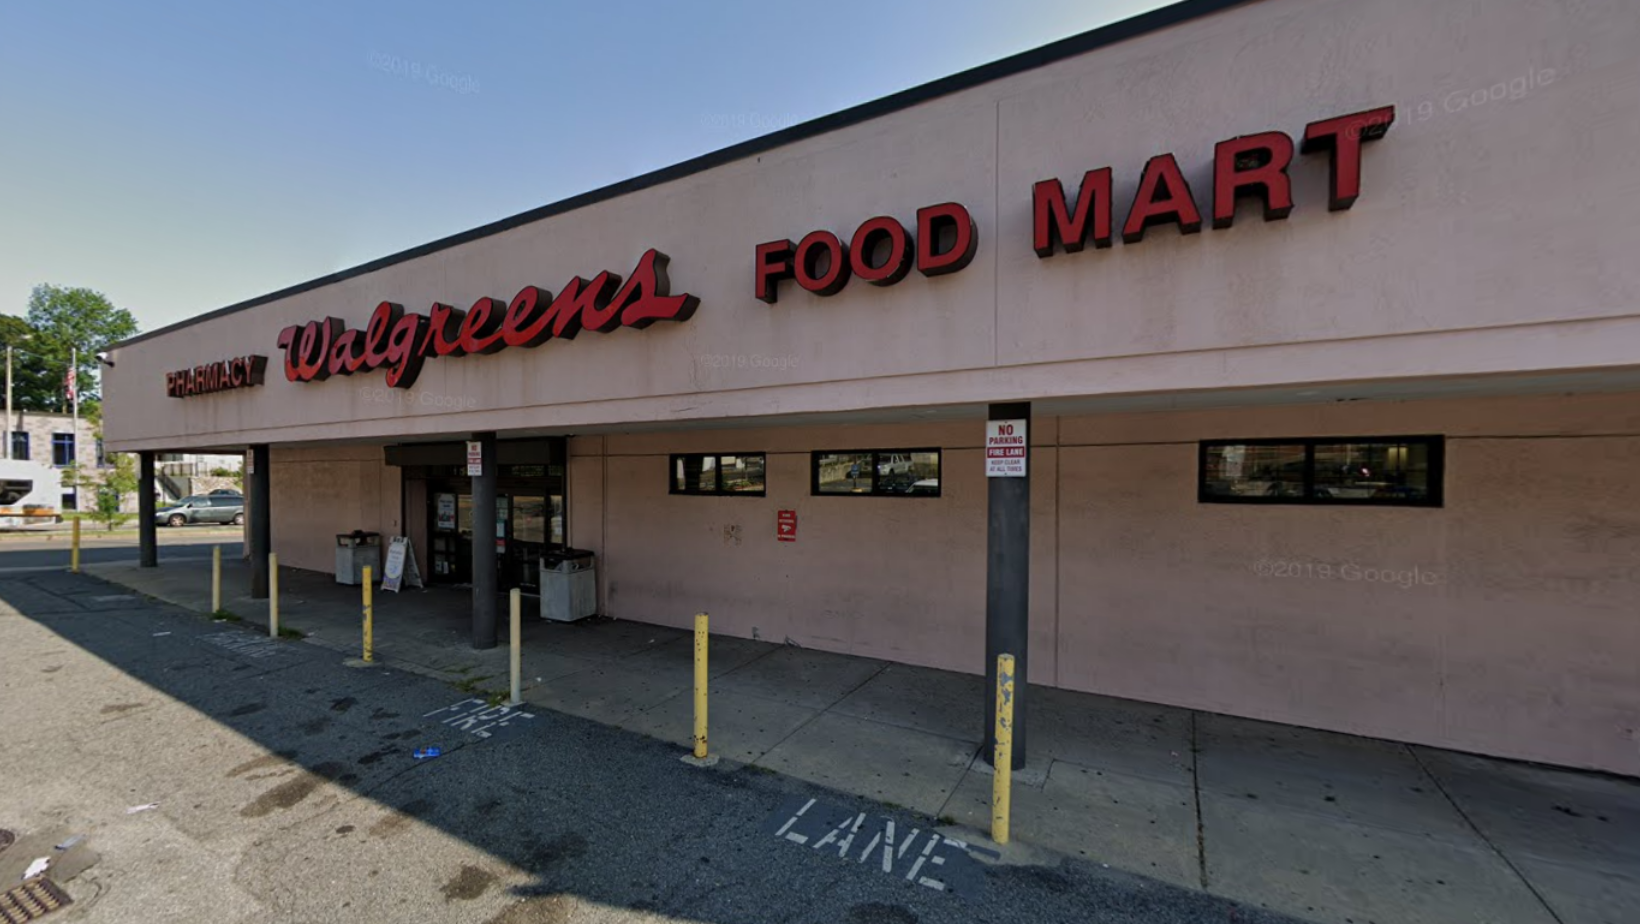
112,0 -> 1251,350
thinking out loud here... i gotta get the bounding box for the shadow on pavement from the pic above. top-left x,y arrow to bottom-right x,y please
4,570 -> 1313,924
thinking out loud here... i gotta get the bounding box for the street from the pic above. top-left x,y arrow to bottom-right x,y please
0,529 -> 240,572
0,564 -> 1296,924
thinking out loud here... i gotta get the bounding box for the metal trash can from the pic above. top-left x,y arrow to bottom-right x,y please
335,531 -> 381,585
540,548 -> 596,622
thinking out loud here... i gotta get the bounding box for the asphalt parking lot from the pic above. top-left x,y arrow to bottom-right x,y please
0,569 -> 1299,924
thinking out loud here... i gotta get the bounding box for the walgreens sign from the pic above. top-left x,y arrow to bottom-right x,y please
274,249 -> 696,390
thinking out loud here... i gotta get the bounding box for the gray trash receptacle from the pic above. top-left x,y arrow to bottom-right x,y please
335,531 -> 381,585
540,548 -> 596,622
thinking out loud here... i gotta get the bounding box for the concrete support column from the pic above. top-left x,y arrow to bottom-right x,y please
984,402 -> 1031,769
138,451 -> 157,568
471,432 -> 499,649
249,444 -> 271,599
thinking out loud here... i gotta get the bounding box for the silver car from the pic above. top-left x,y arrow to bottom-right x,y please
156,494 -> 244,527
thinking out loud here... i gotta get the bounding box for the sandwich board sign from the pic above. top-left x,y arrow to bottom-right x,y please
381,536 -> 423,593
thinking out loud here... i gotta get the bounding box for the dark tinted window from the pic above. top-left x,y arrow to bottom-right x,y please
1199,437 -> 1443,507
811,449 -> 941,497
670,454 -> 766,496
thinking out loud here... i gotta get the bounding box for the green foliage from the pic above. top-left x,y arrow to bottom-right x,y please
211,609 -> 241,622
0,284 -> 140,411
104,452 -> 139,496
452,675 -> 496,694
88,453 -> 140,531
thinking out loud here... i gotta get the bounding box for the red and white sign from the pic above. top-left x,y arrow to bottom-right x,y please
777,509 -> 798,542
985,420 -> 1027,478
466,441 -> 483,476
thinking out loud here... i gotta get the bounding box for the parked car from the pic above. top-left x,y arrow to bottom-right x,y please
156,494 -> 244,527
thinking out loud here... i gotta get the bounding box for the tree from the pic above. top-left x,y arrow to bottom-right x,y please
90,453 -> 140,531
8,284 -> 140,412
0,315 -> 60,412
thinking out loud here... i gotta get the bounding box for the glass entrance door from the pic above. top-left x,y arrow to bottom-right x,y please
430,492 -> 467,583
510,495 -> 546,590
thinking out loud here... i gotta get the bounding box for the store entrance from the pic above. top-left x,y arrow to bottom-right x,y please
428,485 -> 566,591
408,456 -> 564,594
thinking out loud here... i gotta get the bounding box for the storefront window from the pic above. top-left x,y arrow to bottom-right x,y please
1200,443 -> 1306,500
812,449 -> 940,497
1313,440 -> 1435,503
719,455 -> 766,493
514,496 -> 546,544
457,493 -> 474,535
671,453 -> 765,496
1199,437 -> 1442,506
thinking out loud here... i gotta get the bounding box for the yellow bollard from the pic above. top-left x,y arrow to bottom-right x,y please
211,545 -> 222,612
693,612 -> 709,759
70,517 -> 81,573
268,552 -> 280,638
992,652 -> 1016,845
361,565 -> 374,662
508,588 -> 522,705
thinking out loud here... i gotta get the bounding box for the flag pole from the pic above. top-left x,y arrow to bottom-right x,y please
70,346 -> 79,508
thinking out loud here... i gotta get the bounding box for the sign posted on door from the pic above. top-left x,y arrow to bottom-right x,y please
985,419 -> 1027,477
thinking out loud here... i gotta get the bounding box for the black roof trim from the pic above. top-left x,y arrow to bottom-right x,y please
115,0 -> 1250,350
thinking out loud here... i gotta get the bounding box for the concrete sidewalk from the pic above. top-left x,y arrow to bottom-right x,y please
88,556 -> 1639,924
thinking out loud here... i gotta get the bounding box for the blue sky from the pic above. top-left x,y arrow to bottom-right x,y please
0,0 -> 1165,333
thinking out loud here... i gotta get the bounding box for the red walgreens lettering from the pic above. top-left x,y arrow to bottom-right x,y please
276,249 -> 698,389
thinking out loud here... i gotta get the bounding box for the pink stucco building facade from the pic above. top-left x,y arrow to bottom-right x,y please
103,0 -> 1640,775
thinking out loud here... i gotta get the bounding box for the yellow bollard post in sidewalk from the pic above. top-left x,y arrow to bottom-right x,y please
70,517 -> 81,573
268,552 -> 280,638
693,612 -> 709,759
211,545 -> 222,613
992,652 -> 1016,845
361,565 -> 374,663
508,588 -> 522,705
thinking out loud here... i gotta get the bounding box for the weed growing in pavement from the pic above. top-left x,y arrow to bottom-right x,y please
277,626 -> 305,640
211,609 -> 241,622
452,675 -> 495,694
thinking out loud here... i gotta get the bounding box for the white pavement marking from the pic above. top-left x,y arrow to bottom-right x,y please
775,798 -> 816,842
202,631 -> 284,659
424,698 -> 538,739
768,797 -> 991,899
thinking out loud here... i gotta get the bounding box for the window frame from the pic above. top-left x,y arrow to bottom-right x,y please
51,432 -> 75,467
1198,435 -> 1444,508
668,452 -> 767,497
10,431 -> 28,461
809,448 -> 943,498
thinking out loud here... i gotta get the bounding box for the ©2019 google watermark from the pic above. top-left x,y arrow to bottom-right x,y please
1251,558 -> 1444,590
357,386 -> 477,410
367,51 -> 480,95
700,112 -> 804,133
1400,65 -> 1559,128
696,353 -> 799,371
